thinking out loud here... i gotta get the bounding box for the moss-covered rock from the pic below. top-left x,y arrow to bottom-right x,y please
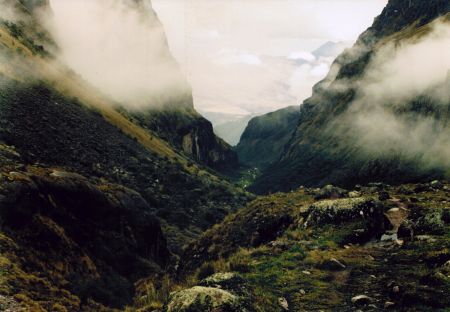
305,198 -> 385,228
164,286 -> 243,312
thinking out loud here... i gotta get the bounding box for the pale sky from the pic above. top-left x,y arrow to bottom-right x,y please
152,0 -> 388,123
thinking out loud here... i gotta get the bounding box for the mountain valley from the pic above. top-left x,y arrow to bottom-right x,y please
0,0 -> 448,311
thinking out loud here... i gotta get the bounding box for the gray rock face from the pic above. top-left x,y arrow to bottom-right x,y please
351,295 -> 373,305
132,107 -> 238,171
321,258 -> 347,271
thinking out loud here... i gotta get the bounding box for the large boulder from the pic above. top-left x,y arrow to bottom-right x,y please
165,286 -> 243,312
165,273 -> 255,312
305,198 -> 384,226
304,198 -> 387,243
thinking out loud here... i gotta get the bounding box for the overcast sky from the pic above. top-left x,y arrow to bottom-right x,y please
152,0 -> 388,122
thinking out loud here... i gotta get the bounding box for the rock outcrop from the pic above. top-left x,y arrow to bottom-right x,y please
132,105 -> 238,171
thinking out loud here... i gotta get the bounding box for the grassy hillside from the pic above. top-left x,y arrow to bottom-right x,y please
172,181 -> 450,311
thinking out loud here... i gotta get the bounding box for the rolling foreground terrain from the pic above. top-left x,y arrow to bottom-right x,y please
0,0 -> 448,311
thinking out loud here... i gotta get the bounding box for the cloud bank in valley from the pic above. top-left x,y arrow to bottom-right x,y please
47,0 -> 190,109
337,21 -> 450,171
152,0 -> 388,120
0,0 -> 19,22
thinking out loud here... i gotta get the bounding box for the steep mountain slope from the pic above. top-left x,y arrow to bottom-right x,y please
59,0 -> 238,171
251,0 -> 450,194
214,114 -> 254,146
0,1 -> 250,310
131,105 -> 238,171
235,106 -> 299,169
312,41 -> 350,59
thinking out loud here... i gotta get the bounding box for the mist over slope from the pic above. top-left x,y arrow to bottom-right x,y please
47,0 -> 238,170
0,0 -> 250,309
249,0 -> 450,194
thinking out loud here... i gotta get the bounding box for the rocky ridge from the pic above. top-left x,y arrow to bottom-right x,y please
248,0 -> 450,193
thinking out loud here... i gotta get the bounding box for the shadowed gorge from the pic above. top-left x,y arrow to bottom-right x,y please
0,0 -> 449,311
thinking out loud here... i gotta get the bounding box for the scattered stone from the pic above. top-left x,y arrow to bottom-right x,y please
430,180 -> 443,190
384,301 -> 395,309
268,240 -> 290,250
392,286 -> 400,293
344,244 -> 351,249
384,207 -> 409,233
367,255 -> 375,261
348,191 -> 361,198
381,233 -> 398,242
415,235 -> 437,243
351,295 -> 373,305
50,170 -> 86,180
302,270 -> 311,275
321,258 -> 346,271
299,289 -> 306,295
278,297 -> 289,311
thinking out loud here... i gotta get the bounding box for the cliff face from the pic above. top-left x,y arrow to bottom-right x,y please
111,0 -> 238,171
235,106 -> 299,169
0,1 -> 249,309
131,105 -> 238,171
251,0 -> 450,194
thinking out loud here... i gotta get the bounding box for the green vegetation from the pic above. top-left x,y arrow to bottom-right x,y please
177,182 -> 450,311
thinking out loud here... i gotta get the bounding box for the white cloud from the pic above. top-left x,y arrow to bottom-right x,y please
288,51 -> 316,62
310,63 -> 330,77
152,0 -> 387,119
339,21 -> 450,170
47,0 -> 190,109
